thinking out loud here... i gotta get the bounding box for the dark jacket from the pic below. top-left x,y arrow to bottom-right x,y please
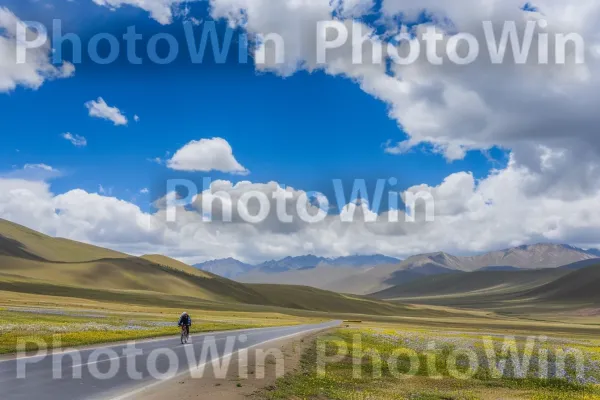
178,314 -> 192,326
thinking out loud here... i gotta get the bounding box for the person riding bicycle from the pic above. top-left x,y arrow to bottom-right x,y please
178,312 -> 192,336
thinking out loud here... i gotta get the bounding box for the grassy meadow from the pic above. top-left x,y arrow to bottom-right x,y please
263,321 -> 600,400
0,290 -> 320,354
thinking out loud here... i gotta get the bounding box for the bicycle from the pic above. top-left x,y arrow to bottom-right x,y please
180,325 -> 190,344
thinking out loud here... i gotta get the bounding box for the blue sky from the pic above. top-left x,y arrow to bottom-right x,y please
1,0 -> 507,213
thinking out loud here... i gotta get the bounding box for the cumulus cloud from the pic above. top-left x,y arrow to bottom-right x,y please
0,7 -> 74,93
2,150 -> 600,264
91,0 -> 195,25
85,97 -> 128,126
167,137 -> 249,174
62,133 -> 87,147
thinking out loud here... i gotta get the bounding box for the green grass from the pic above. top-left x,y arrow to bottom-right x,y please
261,326 -> 600,400
0,307 -> 313,355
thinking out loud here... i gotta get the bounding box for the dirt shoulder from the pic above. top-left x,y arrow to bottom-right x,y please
140,329 -> 327,400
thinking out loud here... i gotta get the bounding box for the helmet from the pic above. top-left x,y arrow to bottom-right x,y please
181,312 -> 188,316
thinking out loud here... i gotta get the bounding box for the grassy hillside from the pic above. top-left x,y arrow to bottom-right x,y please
372,268 -> 568,300
558,258 -> 600,270
371,264 -> 600,316
524,263 -> 600,302
0,254 -> 269,303
0,218 -> 418,316
141,254 -> 216,279
0,218 -> 128,262
246,284 -> 412,315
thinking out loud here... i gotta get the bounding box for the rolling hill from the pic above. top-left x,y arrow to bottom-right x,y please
523,263 -> 600,303
371,262 -> 600,312
371,268 -> 569,300
0,218 -> 128,262
0,218 -> 411,315
558,258 -> 600,270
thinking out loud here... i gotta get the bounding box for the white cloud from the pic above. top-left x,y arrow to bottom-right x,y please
62,133 -> 87,147
1,164 -> 61,181
134,114 -> 140,122
167,137 -> 249,174
91,0 -> 195,25
334,0 -> 375,17
140,188 -> 149,194
85,97 -> 128,126
3,150 -> 600,264
24,164 -> 55,172
0,7 -> 74,93
383,140 -> 411,155
147,157 -> 164,165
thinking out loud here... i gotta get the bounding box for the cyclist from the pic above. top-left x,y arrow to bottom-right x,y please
178,311 -> 192,337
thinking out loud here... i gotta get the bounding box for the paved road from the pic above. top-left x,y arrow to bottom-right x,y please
1,320 -> 339,400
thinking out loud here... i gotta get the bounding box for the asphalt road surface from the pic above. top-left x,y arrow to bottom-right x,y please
1,320 -> 339,400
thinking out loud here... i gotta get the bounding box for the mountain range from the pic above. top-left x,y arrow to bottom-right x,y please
199,244 -> 600,295
194,254 -> 401,279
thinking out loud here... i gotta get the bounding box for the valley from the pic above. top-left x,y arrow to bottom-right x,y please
2,217 -> 600,400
